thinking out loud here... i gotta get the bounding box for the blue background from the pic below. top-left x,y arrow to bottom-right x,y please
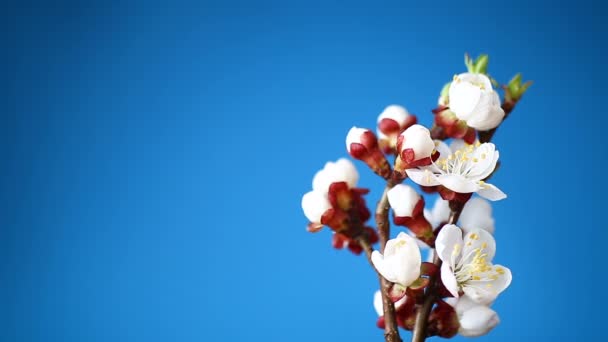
2,1 -> 604,341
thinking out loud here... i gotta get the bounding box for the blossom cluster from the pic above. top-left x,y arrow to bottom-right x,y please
300,54 -> 529,341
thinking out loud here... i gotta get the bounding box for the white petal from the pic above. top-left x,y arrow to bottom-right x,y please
463,265 -> 511,304
373,290 -> 383,316
430,197 -> 451,227
346,126 -> 369,152
387,184 -> 421,217
434,140 -> 452,164
400,125 -> 435,160
372,251 -> 397,284
435,224 -> 464,265
441,262 -> 460,297
377,105 -> 410,126
460,198 -> 495,234
459,305 -> 500,337
312,158 -> 359,193
466,93 -> 504,131
437,174 -> 479,193
452,294 -> 482,315
477,183 -> 507,201
301,191 -> 331,223
406,168 -> 441,187
334,158 -> 359,188
465,143 -> 497,180
449,79 -> 482,120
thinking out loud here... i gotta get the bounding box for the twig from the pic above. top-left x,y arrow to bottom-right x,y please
375,181 -> 402,342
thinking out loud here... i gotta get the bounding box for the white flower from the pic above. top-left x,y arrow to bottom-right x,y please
373,290 -> 408,316
312,158 -> 359,193
301,190 -> 331,223
406,140 -> 506,201
346,127 -> 372,153
397,124 -> 435,163
459,197 -> 495,235
424,197 -> 495,235
449,73 -> 505,131
371,232 -> 421,287
436,225 -> 511,304
446,295 -> 500,337
387,184 -> 421,218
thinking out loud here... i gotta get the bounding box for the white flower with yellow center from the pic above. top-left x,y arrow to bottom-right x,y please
406,140 -> 506,201
436,225 -> 511,304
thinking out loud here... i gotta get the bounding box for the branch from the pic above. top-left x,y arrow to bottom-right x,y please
375,181 -> 402,342
411,202 -> 464,342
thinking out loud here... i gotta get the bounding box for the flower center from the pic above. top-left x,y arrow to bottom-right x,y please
451,236 -> 495,286
435,142 -> 485,176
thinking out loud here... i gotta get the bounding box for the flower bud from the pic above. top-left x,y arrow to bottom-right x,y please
448,73 -> 504,131
346,126 -> 391,179
387,184 -> 422,218
458,305 -> 499,337
312,158 -> 359,194
301,190 -> 331,223
395,124 -> 436,170
371,232 -> 421,287
377,105 -> 417,136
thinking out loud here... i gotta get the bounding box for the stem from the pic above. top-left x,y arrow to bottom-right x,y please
411,202 -> 464,342
375,181 -> 402,342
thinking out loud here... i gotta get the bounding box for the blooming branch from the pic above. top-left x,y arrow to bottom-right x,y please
300,53 -> 530,342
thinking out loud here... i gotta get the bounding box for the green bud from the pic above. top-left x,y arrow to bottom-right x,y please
473,54 -> 489,74
506,73 -> 532,102
439,81 -> 451,105
464,53 -> 489,74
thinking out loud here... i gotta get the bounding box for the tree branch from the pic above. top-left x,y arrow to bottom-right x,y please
410,201 -> 464,342
374,181 -> 402,342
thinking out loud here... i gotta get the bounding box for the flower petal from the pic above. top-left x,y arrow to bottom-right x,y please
437,174 -> 479,193
458,305 -> 500,337
463,265 -> 512,304
477,183 -> 507,201
372,251 -> 396,284
301,191 -> 331,223
406,168 -> 441,187
441,262 -> 460,297
460,197 -> 495,234
435,224 -> 463,265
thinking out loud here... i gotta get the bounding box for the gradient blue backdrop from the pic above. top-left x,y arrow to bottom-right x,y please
2,1 -> 605,341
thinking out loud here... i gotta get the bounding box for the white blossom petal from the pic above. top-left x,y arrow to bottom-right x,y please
477,183 -> 507,201
387,184 -> 421,217
441,262 -> 460,297
435,224 -> 463,265
437,174 -> 479,193
460,198 -> 495,234
406,168 -> 441,187
301,191 -> 331,223
458,305 -> 500,337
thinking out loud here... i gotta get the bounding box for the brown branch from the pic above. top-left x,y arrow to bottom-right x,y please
411,201 -> 464,342
374,181 -> 402,342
